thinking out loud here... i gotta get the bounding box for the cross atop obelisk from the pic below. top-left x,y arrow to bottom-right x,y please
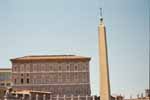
98,8 -> 111,100
99,8 -> 103,21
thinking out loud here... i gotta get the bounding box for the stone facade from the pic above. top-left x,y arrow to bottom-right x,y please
11,55 -> 91,96
0,68 -> 12,87
0,68 -> 12,99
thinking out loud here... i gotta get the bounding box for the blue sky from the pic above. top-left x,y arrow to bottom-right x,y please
0,0 -> 149,98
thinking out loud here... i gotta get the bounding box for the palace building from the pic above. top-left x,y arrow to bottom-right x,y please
0,68 -> 12,98
11,55 -> 91,97
0,68 -> 11,88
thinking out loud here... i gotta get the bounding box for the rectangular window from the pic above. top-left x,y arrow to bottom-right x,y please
0,83 -> 5,86
14,79 -> 16,84
27,78 -> 29,84
6,83 -> 11,86
67,65 -> 70,71
75,66 -> 77,71
21,78 -> 24,84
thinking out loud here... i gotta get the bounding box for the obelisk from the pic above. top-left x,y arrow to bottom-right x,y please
98,9 -> 111,100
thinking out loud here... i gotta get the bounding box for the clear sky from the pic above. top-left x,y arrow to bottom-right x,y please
0,0 -> 149,98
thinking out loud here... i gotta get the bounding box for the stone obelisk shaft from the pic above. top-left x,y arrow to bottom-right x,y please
98,20 -> 111,100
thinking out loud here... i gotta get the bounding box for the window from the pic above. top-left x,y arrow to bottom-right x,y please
13,64 -> 17,71
70,64 -> 73,67
67,66 -> 69,71
6,83 -> 11,86
75,66 -> 77,70
0,83 -> 5,86
21,73 -> 23,76
27,78 -> 29,84
14,67 -> 16,71
59,66 -> 61,70
49,66 -> 52,71
58,73 -> 61,78
33,79 -> 35,84
58,87 -> 62,94
21,78 -> 24,84
66,73 -> 70,82
76,89 -> 78,95
26,64 -> 30,72
74,73 -> 78,80
70,64 -> 74,71
14,79 -> 16,84
20,64 -> 24,72
27,73 -> 29,77
58,73 -> 62,82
